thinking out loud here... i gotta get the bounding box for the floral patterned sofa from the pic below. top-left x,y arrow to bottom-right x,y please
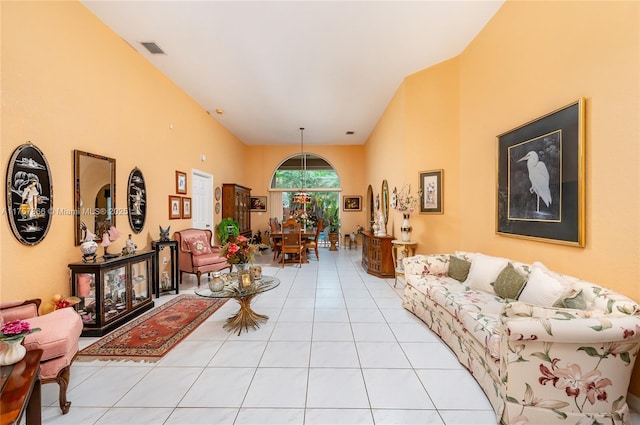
402,252 -> 640,425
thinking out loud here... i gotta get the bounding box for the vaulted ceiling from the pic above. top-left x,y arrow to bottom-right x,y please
81,1 -> 504,145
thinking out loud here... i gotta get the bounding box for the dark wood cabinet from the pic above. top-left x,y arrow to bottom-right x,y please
68,252 -> 154,337
152,240 -> 179,298
222,183 -> 252,237
361,231 -> 395,278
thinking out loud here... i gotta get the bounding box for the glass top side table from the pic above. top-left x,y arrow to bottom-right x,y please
195,275 -> 280,335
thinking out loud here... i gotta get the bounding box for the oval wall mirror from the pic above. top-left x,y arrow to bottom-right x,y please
74,150 -> 116,245
366,184 -> 374,231
127,167 -> 146,233
381,179 -> 389,225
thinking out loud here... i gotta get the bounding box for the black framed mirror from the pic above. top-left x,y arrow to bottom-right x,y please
74,150 -> 116,245
127,167 -> 146,233
366,184 -> 374,231
381,179 -> 389,225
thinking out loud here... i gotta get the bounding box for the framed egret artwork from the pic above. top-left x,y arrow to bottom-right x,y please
496,98 -> 585,247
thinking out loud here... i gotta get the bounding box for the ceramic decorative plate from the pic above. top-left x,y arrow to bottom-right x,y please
215,186 -> 222,201
215,202 -> 221,214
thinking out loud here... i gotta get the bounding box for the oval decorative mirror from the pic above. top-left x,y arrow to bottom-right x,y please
74,150 -> 116,245
366,185 -> 374,230
5,142 -> 53,245
127,167 -> 146,233
381,179 -> 390,225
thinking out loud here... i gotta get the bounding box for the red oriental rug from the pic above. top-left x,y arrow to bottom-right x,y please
77,295 -> 227,361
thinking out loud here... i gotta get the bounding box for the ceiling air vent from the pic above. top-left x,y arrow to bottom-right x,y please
140,41 -> 165,55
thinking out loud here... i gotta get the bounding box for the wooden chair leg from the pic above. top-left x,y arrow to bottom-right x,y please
196,271 -> 202,286
56,365 -> 71,414
43,364 -> 72,414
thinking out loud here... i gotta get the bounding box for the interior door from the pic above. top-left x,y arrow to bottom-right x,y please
191,170 -> 213,231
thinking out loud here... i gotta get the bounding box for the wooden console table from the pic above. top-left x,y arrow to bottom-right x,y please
361,231 -> 395,278
1,349 -> 43,425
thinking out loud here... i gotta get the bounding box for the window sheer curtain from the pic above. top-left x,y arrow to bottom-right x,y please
269,191 -> 283,223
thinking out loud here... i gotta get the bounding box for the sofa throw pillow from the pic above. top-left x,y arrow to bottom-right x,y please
518,265 -> 570,306
187,236 -> 212,256
493,263 -> 527,300
448,255 -> 471,282
464,254 -> 508,294
559,289 -> 588,310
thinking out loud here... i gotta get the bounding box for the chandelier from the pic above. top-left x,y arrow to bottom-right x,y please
293,127 -> 310,204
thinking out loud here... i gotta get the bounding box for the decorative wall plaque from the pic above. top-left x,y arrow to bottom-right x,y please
127,167 -> 146,233
5,142 -> 53,245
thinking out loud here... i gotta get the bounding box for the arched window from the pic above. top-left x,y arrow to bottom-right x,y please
270,154 -> 340,231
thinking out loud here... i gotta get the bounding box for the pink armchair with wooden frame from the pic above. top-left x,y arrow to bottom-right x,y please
174,228 -> 231,286
0,298 -> 83,414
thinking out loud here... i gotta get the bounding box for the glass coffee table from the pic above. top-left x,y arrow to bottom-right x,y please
195,274 -> 280,335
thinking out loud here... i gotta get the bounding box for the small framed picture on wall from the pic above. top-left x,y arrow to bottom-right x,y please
419,169 -> 443,214
182,197 -> 192,219
175,170 -> 187,194
343,196 -> 362,211
250,196 -> 267,212
169,195 -> 181,219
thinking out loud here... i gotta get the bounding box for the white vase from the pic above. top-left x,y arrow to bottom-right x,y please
401,213 -> 412,242
0,339 -> 27,366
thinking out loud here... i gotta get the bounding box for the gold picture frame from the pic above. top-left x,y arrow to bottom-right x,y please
343,196 -> 362,211
496,98 -> 585,247
419,169 -> 443,214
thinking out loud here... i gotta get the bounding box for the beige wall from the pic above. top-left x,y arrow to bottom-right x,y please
1,1 -> 249,308
365,0 -> 640,396
1,1 -> 368,309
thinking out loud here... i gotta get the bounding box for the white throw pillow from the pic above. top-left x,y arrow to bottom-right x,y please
464,254 -> 508,294
518,265 -> 570,306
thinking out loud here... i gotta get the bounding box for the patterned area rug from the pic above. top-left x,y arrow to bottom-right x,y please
77,294 -> 227,361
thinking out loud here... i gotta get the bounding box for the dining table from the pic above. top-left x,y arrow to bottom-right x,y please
270,230 -> 317,264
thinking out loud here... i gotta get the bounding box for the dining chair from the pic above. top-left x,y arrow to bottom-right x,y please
281,218 -> 304,267
269,218 -> 282,260
305,219 -> 323,260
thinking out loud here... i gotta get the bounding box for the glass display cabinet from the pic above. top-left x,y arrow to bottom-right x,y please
151,239 -> 179,298
68,251 -> 154,336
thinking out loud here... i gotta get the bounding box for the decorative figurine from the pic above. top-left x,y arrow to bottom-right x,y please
123,234 -> 137,255
159,225 -> 171,241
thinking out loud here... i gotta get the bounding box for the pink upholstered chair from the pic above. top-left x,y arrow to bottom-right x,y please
174,228 -> 232,286
0,299 -> 83,414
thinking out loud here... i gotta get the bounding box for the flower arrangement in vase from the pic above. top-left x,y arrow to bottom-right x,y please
220,235 -> 267,266
394,184 -> 422,241
0,320 -> 41,365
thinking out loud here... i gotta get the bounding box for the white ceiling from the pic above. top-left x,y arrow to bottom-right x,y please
81,1 -> 504,145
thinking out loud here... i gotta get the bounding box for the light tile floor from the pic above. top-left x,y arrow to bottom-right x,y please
38,248 -> 639,425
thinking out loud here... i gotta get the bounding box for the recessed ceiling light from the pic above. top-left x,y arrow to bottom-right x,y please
215,109 -> 224,115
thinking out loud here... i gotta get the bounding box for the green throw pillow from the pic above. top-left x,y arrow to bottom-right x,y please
557,289 -> 588,310
448,255 -> 471,282
493,263 -> 527,299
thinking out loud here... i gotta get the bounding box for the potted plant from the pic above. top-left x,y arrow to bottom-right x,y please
217,217 -> 239,245
327,207 -> 340,251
